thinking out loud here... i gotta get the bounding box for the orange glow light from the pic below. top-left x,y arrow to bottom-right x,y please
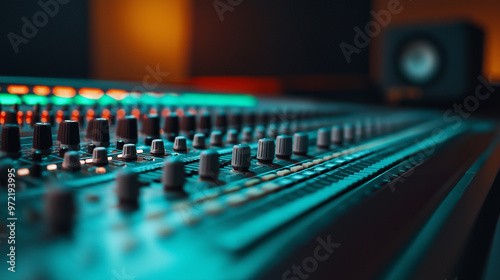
87,109 -> 95,121
0,111 -> 5,125
106,89 -> 128,100
7,85 -> 29,94
175,108 -> 184,117
188,108 -> 197,115
149,108 -> 158,115
162,108 -> 171,117
41,110 -> 49,123
132,109 -> 140,119
56,110 -> 64,123
79,88 -> 104,99
33,86 -> 50,96
26,111 -> 33,124
53,86 -> 76,98
17,111 -> 23,125
102,109 -> 111,120
72,110 -> 80,121
117,109 -> 126,119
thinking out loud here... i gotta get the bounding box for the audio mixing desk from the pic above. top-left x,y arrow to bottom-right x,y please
0,78 -> 500,280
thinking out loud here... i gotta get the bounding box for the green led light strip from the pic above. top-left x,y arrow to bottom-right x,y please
0,93 -> 22,105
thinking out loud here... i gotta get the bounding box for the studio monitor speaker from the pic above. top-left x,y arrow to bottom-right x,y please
381,21 -> 484,103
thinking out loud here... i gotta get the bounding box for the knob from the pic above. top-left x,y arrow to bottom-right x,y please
256,111 -> 269,126
257,138 -> 275,163
162,158 -> 185,191
141,114 -> 160,139
121,144 -> 137,161
331,125 -> 342,145
293,132 -> 309,155
241,127 -> 253,143
86,118 -> 96,140
1,124 -> 21,158
197,111 -> 212,135
92,147 -> 108,166
45,188 -> 75,234
279,123 -> 290,135
150,139 -> 165,156
364,119 -> 373,139
210,131 -> 223,147
180,113 -> 196,140
173,136 -> 187,152
229,111 -> 242,131
3,109 -> 17,125
317,128 -> 330,149
215,111 -> 228,133
117,116 -> 138,144
163,112 -> 179,142
116,140 -> 125,150
267,124 -> 278,139
354,121 -> 363,141
33,123 -> 53,155
199,149 -> 220,179
276,135 -> 292,159
226,129 -> 239,145
193,133 -> 206,149
343,123 -> 354,143
232,144 -> 251,171
255,125 -> 266,140
116,169 -> 141,206
92,118 -> 110,147
58,120 -> 80,150
243,112 -> 256,127
62,151 -> 81,171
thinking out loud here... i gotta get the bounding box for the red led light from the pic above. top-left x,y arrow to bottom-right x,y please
26,111 -> 33,124
162,108 -> 171,117
117,109 -> 126,119
132,109 -> 140,119
72,110 -> 79,121
41,110 -> 49,123
87,109 -> 95,121
17,111 -> 23,125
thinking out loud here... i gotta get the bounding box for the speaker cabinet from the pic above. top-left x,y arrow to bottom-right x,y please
382,22 -> 484,103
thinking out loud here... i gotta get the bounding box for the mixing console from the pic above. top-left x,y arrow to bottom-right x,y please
1,79 -> 500,280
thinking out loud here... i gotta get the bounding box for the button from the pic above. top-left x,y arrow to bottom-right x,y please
92,118 -> 110,147
92,147 -> 108,166
150,139 -> 165,156
293,132 -> 309,155
232,144 -> 251,171
257,138 -> 275,163
62,151 -> 81,171
1,124 -> 21,158
275,135 -> 292,159
58,120 -> 80,150
116,115 -> 138,144
193,133 -> 206,149
199,149 -> 220,179
163,112 -> 179,142
32,123 -> 53,155
162,158 -> 185,191
173,136 -> 187,152
122,144 -> 138,161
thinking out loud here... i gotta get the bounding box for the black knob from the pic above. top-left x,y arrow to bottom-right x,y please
293,133 -> 309,155
141,114 -> 160,139
226,129 -> 239,145
92,147 -> 108,166
215,111 -> 228,133
121,144 -> 138,161
243,111 -> 256,127
86,118 -> 96,140
163,112 -> 179,142
58,120 -> 80,150
193,133 -> 206,149
173,136 -> 187,152
116,169 -> 141,206
229,111 -> 242,131
232,144 -> 251,171
116,116 -> 138,144
150,139 -> 165,156
162,158 -> 185,191
33,123 -> 53,154
197,111 -> 212,135
275,135 -> 293,159
45,188 -> 76,234
180,113 -> 196,140
92,118 -> 110,147
199,149 -> 220,179
3,109 -> 17,125
210,131 -> 223,147
317,127 -> 330,149
1,124 -> 21,158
